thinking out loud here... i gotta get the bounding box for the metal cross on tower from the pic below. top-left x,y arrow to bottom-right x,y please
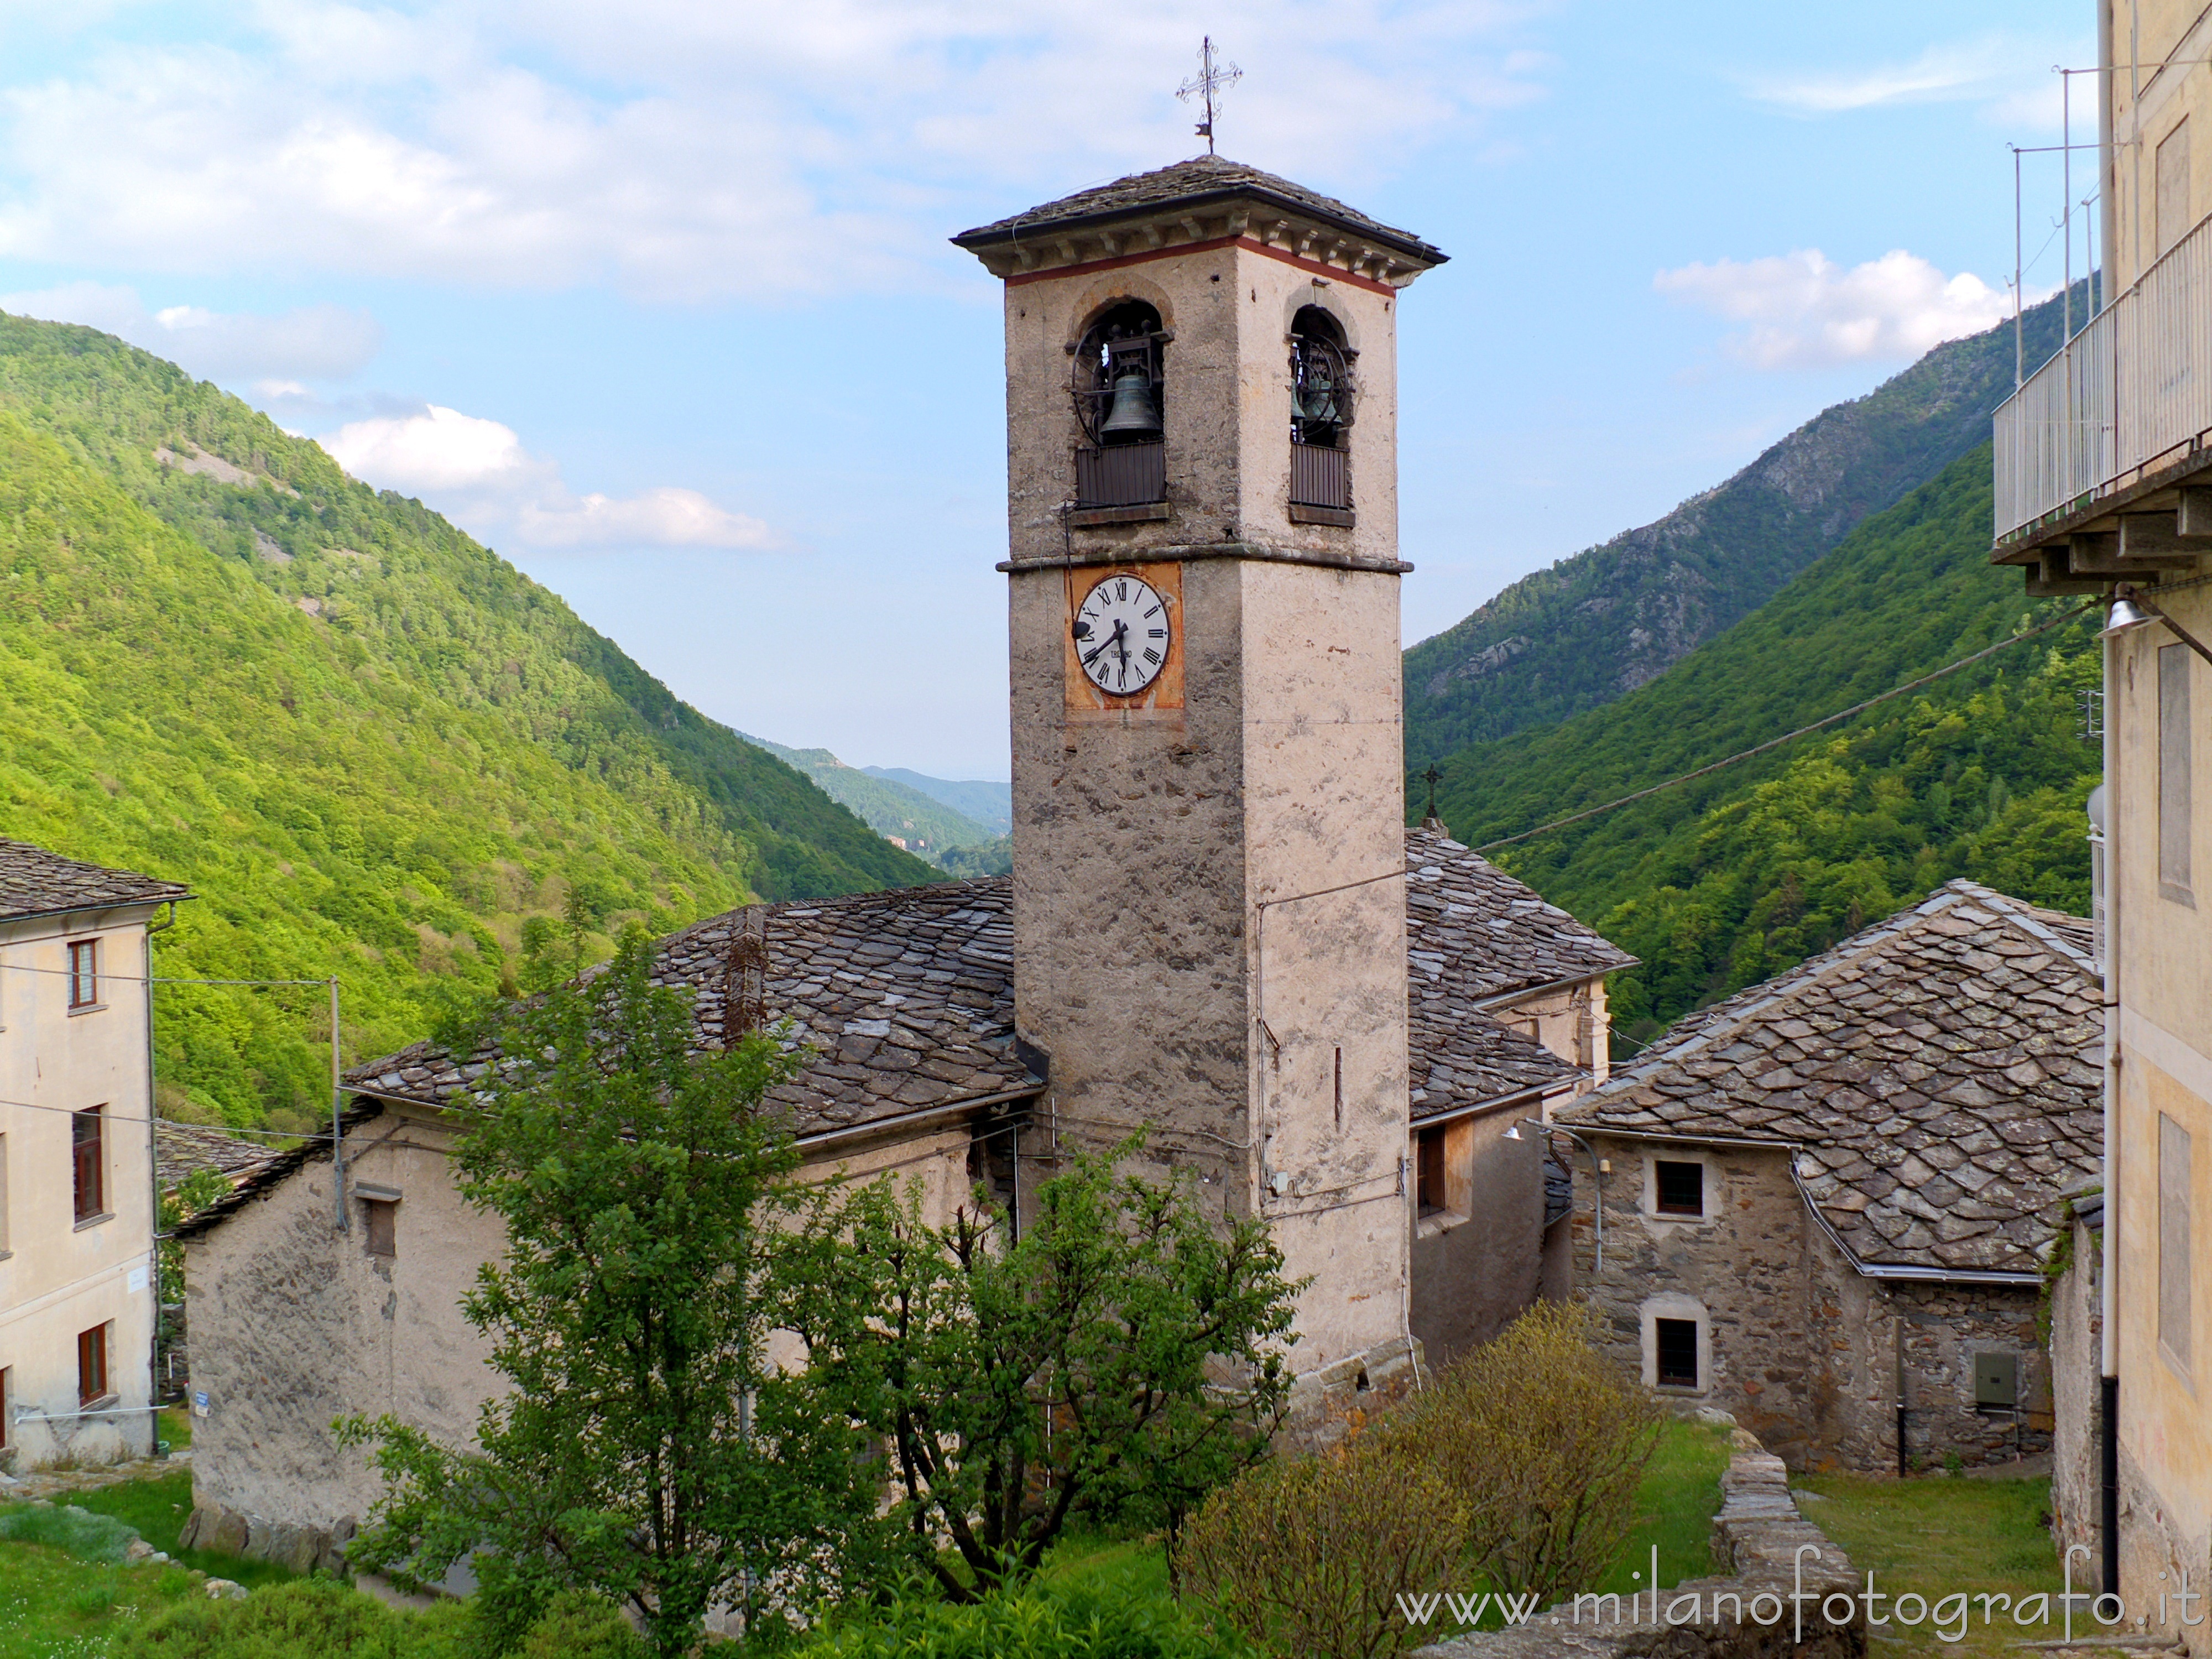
1176,37 -> 1243,155
1422,764 -> 1443,822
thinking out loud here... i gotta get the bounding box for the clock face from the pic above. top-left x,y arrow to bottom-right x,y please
1073,573 -> 1172,697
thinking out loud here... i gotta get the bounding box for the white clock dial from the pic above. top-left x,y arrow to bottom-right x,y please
1073,573 -> 1171,697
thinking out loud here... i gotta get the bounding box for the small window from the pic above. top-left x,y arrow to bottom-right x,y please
68,939 -> 100,1009
2161,644 -> 2193,899
78,1322 -> 109,1406
72,1107 -> 105,1223
1655,1318 -> 1699,1388
1416,1126 -> 1447,1217
1655,1160 -> 1704,1217
2162,1112 -> 2193,1371
364,1198 -> 397,1260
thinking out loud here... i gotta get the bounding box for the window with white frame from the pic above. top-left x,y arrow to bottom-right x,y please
67,938 -> 101,1010
1640,1295 -> 1709,1394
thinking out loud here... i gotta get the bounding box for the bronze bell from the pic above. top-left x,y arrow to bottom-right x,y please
1099,369 -> 1161,442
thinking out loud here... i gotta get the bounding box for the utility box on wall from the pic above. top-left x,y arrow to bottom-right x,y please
1974,1351 -> 2020,1408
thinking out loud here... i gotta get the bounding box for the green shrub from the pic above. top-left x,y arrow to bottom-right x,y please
117,1577 -> 410,1657
0,1501 -> 143,1562
512,1590 -> 644,1659
1385,1300 -> 1660,1608
797,1577 -> 1238,1659
1175,1434 -> 1464,1659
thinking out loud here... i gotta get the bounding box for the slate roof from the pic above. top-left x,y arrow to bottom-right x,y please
0,839 -> 191,922
1406,825 -> 1637,1003
349,879 -> 1034,1139
156,1121 -> 285,1190
1558,881 -> 2104,1279
951,154 -> 1446,265
346,833 -> 1634,1142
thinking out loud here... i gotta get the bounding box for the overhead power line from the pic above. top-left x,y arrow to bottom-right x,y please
1469,601 -> 2099,855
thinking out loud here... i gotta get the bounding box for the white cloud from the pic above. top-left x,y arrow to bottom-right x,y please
1740,34 -> 2086,134
319,405 -> 774,552
0,2 -> 1545,300
1653,248 -> 2022,371
0,279 -> 381,379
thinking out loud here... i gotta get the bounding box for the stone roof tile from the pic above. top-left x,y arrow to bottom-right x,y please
0,838 -> 191,922
352,830 -> 1633,1140
1558,881 -> 2100,1277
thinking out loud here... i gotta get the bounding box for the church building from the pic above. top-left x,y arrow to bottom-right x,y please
173,157 -> 1633,1564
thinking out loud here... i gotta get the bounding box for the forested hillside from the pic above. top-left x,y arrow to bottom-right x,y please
742,733 -> 1000,864
1427,445 -> 2100,1044
1404,285 -> 2084,764
0,313 -> 933,1127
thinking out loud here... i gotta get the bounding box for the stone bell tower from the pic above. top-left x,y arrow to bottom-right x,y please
952,158 -> 1446,1392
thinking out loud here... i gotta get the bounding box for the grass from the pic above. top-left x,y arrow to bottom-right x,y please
65,1473 -> 295,1591
1793,1471 -> 2074,1656
0,1542 -> 204,1659
1593,1418 -> 1735,1599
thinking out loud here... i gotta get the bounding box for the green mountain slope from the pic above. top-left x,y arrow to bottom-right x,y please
860,768 -> 1013,835
0,313 -> 931,904
1428,444 -> 2100,1042
0,313 -> 936,1125
1404,286 -> 2084,764
740,735 -> 997,861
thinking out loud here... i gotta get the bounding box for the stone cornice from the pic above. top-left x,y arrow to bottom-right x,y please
998,540 -> 1412,576
966,200 -> 1437,291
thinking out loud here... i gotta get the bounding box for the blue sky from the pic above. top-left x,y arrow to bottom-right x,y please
0,1 -> 2093,780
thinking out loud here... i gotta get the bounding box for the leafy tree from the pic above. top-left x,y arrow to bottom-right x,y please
820,1146 -> 1302,1603
337,934 -> 880,1656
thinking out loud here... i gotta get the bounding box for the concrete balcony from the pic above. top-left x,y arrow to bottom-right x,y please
1993,213 -> 2212,592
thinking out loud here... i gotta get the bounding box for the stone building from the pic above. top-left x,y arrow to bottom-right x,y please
1557,881 -> 2101,1472
1405,823 -> 1631,1360
1989,0 -> 2212,1621
0,839 -> 191,1470
176,822 -> 1631,1557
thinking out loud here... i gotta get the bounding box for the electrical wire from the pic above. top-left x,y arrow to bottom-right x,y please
1468,601 -> 2100,854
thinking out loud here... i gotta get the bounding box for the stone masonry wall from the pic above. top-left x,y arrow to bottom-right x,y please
1575,1136 -> 1822,1465
1576,1133 -> 2048,1472
2048,1211 -> 2103,1579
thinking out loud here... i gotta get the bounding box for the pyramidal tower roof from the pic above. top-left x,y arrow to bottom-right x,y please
951,154 -> 1446,283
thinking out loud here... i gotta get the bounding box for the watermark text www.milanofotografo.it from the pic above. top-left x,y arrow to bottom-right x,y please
1397,1546 -> 2190,1645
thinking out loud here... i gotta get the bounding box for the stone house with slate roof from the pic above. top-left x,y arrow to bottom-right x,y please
1557,880 -> 2103,1473
0,839 -> 191,1471
174,830 -> 1631,1559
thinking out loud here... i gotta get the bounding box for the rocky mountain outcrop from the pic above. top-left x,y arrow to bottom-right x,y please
1404,285 -> 2085,764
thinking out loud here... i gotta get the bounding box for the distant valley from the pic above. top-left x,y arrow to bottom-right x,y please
742,737 -> 1013,875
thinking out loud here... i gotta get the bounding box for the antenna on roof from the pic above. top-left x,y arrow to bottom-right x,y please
1176,36 -> 1243,155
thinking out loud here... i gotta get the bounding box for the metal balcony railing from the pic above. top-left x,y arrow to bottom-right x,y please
1995,212 -> 2212,538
